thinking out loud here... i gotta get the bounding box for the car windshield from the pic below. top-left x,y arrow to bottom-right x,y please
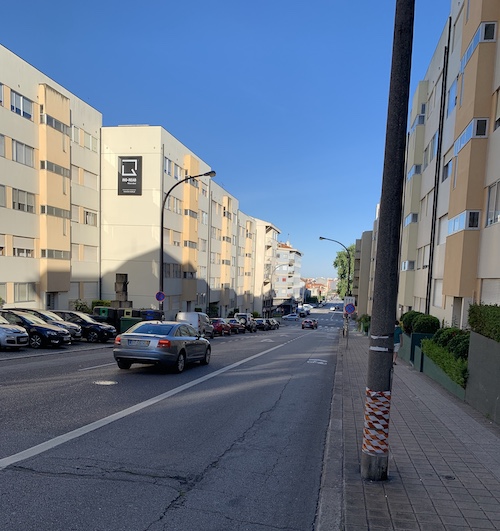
16,313 -> 46,325
127,323 -> 174,335
74,312 -> 100,323
42,310 -> 65,321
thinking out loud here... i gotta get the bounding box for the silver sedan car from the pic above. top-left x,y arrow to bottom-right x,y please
113,320 -> 211,372
0,315 -> 29,350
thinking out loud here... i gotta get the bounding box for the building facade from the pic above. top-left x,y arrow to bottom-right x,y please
398,0 -> 500,327
0,45 -> 303,316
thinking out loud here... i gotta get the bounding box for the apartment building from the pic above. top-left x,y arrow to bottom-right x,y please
255,219 -> 280,317
397,0 -> 500,326
1,45 -> 303,316
0,45 -> 102,310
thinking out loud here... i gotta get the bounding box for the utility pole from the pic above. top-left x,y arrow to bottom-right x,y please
360,0 -> 415,480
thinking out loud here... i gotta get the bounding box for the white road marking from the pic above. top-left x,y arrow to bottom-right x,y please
0,341 -> 292,471
79,362 -> 116,371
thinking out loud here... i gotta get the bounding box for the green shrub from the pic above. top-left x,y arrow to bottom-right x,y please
401,310 -> 423,335
447,332 -> 470,360
91,300 -> 111,309
421,338 -> 468,388
73,299 -> 92,313
468,303 -> 500,342
413,314 -> 440,334
433,327 -> 462,348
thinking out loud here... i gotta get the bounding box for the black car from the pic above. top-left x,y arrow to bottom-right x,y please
0,309 -> 71,349
52,310 -> 117,343
255,318 -> 269,331
14,308 -> 82,341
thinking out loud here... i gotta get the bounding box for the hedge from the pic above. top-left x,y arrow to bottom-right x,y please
468,303 -> 500,343
421,338 -> 468,388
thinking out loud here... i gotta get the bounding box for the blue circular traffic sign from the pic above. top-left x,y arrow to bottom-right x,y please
345,303 -> 355,314
155,291 -> 165,302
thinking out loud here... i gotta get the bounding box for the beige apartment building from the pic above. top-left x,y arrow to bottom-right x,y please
397,0 -> 500,327
0,45 -> 303,316
0,45 -> 102,310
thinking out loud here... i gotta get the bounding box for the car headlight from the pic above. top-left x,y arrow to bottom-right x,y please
47,331 -> 57,336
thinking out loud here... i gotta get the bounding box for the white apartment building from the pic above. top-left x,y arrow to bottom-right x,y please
1,45 -> 303,317
0,45 -> 102,310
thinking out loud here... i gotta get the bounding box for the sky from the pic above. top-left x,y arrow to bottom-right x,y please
1,0 -> 452,279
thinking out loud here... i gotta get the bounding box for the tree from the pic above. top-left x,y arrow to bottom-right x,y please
333,244 -> 355,299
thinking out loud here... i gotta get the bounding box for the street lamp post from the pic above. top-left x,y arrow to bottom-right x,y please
319,236 -> 352,348
319,236 -> 352,296
159,170 -> 216,312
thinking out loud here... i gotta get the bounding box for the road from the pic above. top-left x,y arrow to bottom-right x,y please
0,306 -> 344,531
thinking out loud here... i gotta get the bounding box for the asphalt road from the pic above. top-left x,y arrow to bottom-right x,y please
0,308 -> 344,531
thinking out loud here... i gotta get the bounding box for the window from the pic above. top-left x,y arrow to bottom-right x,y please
487,181 -> 500,226
40,114 -> 70,135
198,238 -> 207,252
0,83 -> 3,106
454,119 -> 488,155
495,89 -> 500,131
12,189 -> 35,213
164,157 -> 172,175
14,282 -> 36,302
167,196 -> 182,214
41,249 -> 70,260
404,213 -> 418,226
447,79 -> 457,117
200,210 -> 208,225
12,140 -> 34,167
172,231 -> 181,247
40,160 -> 71,178
174,164 -> 182,181
0,134 -> 4,157
71,205 -> 80,222
84,210 -> 97,226
407,165 -> 421,180
401,261 -> 415,271
72,126 -> 80,144
0,185 -> 5,207
184,209 -> 198,219
442,160 -> 453,182
448,211 -> 481,235
410,113 -> 425,134
84,132 -> 92,149
11,91 -> 33,120
184,240 -> 197,249
83,246 -> 98,261
41,205 -> 71,218
460,23 -> 497,72
83,170 -> 98,189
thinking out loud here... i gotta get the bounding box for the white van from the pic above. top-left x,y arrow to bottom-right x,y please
176,312 -> 214,338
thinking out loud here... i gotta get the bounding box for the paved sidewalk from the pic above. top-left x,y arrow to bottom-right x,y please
316,327 -> 500,530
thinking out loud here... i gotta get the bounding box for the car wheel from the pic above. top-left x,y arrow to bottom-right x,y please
30,333 -> 43,349
87,330 -> 99,343
201,347 -> 211,365
174,352 -> 186,373
117,360 -> 131,370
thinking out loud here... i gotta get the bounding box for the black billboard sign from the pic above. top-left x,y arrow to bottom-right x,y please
118,156 -> 142,195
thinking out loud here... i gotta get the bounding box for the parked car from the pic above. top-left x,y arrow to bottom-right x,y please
14,308 -> 82,341
52,310 -> 117,343
255,318 -> 269,331
234,313 -> 257,332
226,318 -> 246,334
176,312 -> 215,338
113,321 -> 211,372
265,318 -> 278,330
283,313 -> 299,321
269,318 -> 280,329
302,319 -> 317,330
210,318 -> 231,336
0,310 -> 71,349
0,315 -> 29,350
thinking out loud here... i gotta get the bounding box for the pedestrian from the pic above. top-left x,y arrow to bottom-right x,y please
393,319 -> 402,365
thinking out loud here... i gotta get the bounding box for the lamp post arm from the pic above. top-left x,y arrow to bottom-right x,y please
319,236 -> 352,296
159,171 -> 215,310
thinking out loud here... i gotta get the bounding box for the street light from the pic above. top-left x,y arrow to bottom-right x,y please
319,236 -> 352,296
159,170 -> 216,312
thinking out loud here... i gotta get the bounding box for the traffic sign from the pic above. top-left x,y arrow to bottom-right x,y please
155,291 -> 165,302
345,303 -> 355,314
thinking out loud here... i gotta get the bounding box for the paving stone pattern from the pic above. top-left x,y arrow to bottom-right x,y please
317,327 -> 500,531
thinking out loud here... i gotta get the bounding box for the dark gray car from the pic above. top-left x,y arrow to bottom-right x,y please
113,320 -> 211,372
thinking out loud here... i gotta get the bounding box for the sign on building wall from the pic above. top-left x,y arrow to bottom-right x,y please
118,156 -> 142,195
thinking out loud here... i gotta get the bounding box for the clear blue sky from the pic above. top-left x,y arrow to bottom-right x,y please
2,0 -> 451,279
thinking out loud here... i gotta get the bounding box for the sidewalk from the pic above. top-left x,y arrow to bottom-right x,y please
316,327 -> 500,530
